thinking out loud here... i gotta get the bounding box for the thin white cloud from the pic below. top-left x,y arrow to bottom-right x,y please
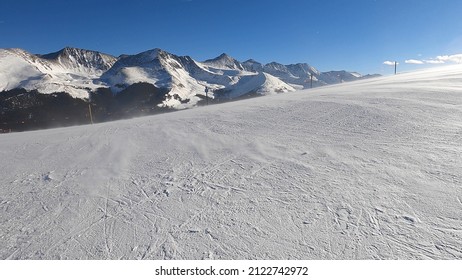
383,61 -> 397,66
405,59 -> 424,64
435,54 -> 462,64
424,60 -> 445,64
405,53 -> 462,65
385,53 -> 462,67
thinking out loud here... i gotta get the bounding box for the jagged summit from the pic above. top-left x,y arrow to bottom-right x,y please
264,62 -> 289,73
100,48 -> 175,92
287,63 -> 319,76
203,53 -> 244,70
111,48 -> 165,66
39,47 -> 117,72
40,46 -> 83,59
137,48 -> 165,58
242,59 -> 263,72
212,53 -> 234,60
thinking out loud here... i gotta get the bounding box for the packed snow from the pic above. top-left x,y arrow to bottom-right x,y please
0,65 -> 461,259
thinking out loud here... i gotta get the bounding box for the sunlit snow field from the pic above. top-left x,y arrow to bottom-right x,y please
1,65 -> 461,259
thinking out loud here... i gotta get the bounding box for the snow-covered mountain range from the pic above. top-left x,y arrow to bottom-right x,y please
0,47 -> 378,108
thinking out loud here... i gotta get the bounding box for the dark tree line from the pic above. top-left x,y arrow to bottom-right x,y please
1,83 -> 170,132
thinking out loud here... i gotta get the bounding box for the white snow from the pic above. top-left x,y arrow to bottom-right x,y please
0,49 -> 43,91
1,65 -> 461,259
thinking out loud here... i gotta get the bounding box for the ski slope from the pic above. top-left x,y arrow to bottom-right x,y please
0,65 -> 461,259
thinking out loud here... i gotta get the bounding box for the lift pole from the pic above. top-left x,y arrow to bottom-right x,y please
88,103 -> 94,124
205,86 -> 209,105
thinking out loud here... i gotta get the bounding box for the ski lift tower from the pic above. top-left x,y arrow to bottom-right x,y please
305,73 -> 313,89
205,86 -> 209,105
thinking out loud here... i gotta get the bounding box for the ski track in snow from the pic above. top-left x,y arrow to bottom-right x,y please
0,65 -> 461,259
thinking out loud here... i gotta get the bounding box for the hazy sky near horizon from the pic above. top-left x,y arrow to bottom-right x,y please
1,0 -> 461,74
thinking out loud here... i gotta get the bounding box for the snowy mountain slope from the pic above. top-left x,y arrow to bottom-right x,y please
101,49 -> 173,89
219,72 -> 294,99
242,59 -> 263,72
0,49 -> 43,91
202,53 -> 245,71
1,64 -> 461,259
0,47 -> 117,98
263,62 -> 321,89
39,47 -> 116,75
242,59 -> 379,90
320,70 -> 365,84
102,49 -> 295,108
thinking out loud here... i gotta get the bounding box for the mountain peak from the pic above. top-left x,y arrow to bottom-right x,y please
48,46 -> 93,57
62,46 -> 79,52
217,53 -> 231,59
203,53 -> 244,70
38,47 -> 116,72
286,63 -> 319,75
143,48 -> 163,54
41,47 -> 113,60
242,59 -> 263,72
206,53 -> 235,62
132,48 -> 171,60
243,59 -> 260,64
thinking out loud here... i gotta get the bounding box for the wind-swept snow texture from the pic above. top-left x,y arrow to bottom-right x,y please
1,65 -> 461,260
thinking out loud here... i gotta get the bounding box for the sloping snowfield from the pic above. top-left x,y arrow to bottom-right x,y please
1,65 -> 461,260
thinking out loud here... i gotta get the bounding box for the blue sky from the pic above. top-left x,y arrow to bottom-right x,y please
1,0 -> 461,74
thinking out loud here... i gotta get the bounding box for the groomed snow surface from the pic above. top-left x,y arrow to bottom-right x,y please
1,65 -> 461,259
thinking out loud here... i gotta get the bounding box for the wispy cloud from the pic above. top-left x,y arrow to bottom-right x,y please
383,61 -> 397,66
424,59 -> 445,64
435,54 -> 462,64
405,59 -> 424,64
404,53 -> 462,65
